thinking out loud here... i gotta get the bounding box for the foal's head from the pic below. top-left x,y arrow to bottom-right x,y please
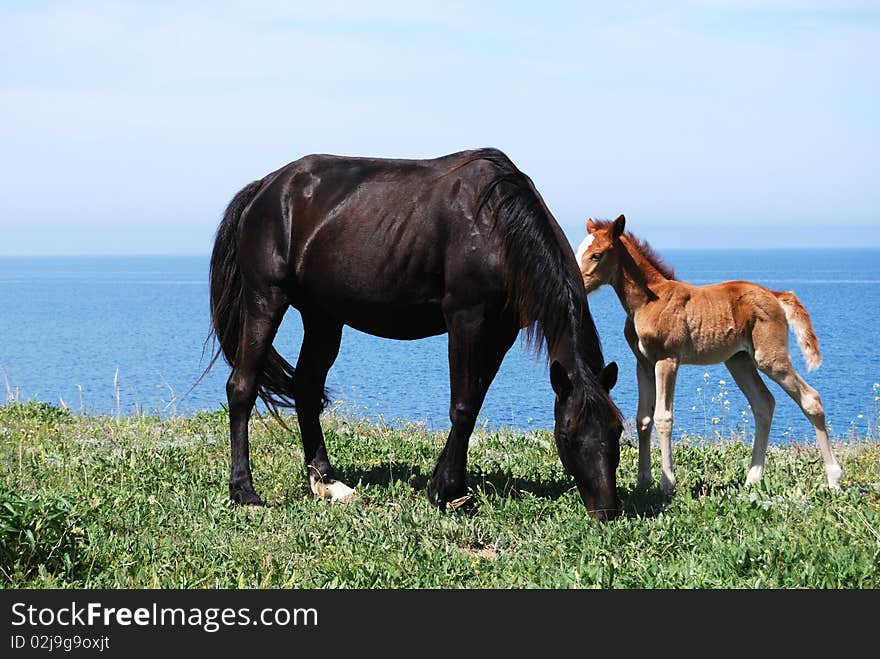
575,214 -> 626,293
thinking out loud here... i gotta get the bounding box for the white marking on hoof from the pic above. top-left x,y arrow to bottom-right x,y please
309,475 -> 357,503
825,464 -> 843,489
745,465 -> 763,486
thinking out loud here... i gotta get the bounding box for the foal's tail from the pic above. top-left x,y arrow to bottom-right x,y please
207,179 -> 298,414
774,291 -> 822,371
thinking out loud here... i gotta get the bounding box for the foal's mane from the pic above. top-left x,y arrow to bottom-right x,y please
471,149 -> 606,378
591,219 -> 676,280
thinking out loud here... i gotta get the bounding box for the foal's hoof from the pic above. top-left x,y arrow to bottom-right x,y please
745,465 -> 764,487
660,474 -> 677,494
230,488 -> 264,506
825,464 -> 843,490
309,475 -> 357,503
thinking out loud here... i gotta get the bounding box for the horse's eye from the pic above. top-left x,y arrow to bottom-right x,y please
590,252 -> 603,261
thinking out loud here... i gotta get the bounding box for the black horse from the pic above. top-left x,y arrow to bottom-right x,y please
208,148 -> 623,520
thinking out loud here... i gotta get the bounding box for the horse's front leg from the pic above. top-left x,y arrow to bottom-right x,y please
427,307 -> 517,511
653,358 -> 679,493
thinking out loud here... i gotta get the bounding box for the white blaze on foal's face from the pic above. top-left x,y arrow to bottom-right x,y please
574,233 -> 594,273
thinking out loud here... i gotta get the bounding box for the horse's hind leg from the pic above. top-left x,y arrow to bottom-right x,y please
427,308 -> 517,511
724,352 -> 775,486
757,355 -> 842,488
227,287 -> 288,505
293,309 -> 353,503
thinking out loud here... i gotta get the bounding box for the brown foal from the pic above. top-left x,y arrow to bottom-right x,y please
575,215 -> 842,492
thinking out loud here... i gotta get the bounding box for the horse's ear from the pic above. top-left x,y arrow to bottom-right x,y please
599,361 -> 618,392
550,360 -> 573,401
586,218 -> 597,234
612,215 -> 626,239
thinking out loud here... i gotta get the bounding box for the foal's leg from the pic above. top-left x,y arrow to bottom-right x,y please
635,359 -> 656,488
226,287 -> 288,505
427,309 -> 517,511
724,352 -> 775,486
653,358 -> 679,493
293,310 -> 353,502
625,319 -> 655,488
757,357 -> 842,488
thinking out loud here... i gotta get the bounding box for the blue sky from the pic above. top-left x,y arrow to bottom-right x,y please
1,1 -> 878,255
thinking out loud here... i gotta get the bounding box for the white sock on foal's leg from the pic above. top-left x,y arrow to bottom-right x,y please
745,465 -> 763,486
825,464 -> 843,489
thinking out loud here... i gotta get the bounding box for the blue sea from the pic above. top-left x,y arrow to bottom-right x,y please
0,250 -> 877,444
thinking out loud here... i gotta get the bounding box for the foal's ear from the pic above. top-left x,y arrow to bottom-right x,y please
586,218 -> 597,234
550,360 -> 573,401
599,361 -> 618,392
612,215 -> 626,239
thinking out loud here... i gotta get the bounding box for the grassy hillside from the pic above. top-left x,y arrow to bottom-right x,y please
1,401 -> 878,588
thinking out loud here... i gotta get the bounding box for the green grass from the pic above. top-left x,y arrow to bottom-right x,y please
1,400 -> 878,588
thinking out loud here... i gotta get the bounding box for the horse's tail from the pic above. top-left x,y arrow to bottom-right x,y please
207,179 -> 298,415
774,291 -> 822,371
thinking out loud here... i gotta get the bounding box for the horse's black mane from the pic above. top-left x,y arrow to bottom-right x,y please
472,148 -> 607,383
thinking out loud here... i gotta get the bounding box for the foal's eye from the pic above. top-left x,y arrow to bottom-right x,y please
590,252 -> 603,261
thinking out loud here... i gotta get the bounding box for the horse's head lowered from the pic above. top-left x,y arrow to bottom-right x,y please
550,359 -> 622,521
575,214 -> 627,293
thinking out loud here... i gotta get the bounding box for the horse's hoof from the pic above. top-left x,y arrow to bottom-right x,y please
426,481 -> 444,511
447,494 -> 474,512
427,478 -> 469,513
309,475 -> 357,503
660,474 -> 676,494
230,489 -> 264,506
